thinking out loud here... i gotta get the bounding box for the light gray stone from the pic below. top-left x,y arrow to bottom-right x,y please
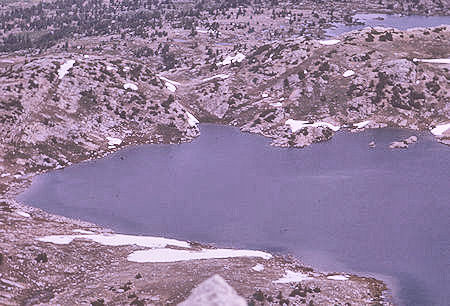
404,136 -> 418,144
179,275 -> 247,306
389,141 -> 408,149
380,59 -> 416,83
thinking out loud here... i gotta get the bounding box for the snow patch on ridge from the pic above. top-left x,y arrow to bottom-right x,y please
354,120 -> 371,129
73,229 -> 95,234
202,74 -> 230,82
186,111 -> 199,127
106,137 -> 122,146
343,70 -> 355,77
15,210 -> 31,218
252,264 -> 265,272
319,39 -> 340,45
219,53 -> 246,65
286,119 -> 341,132
158,76 -> 181,92
327,274 -> 349,281
413,58 -> 450,64
430,123 -> 450,136
124,83 -> 138,91
165,82 -> 177,92
58,60 -> 75,79
159,76 -> 181,86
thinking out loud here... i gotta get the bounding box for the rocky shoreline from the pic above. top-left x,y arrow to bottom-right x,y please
2,176 -> 391,305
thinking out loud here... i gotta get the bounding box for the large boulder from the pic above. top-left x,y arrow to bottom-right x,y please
389,141 -> 408,149
380,59 -> 416,83
178,275 -> 247,306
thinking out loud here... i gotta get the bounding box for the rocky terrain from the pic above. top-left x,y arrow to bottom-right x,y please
0,0 -> 449,304
0,198 -> 389,305
177,25 -> 450,148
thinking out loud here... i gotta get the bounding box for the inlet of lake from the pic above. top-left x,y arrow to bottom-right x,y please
19,124 -> 450,305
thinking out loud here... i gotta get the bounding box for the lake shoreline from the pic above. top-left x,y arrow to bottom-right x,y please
1,124 -> 418,305
6,123 -> 449,305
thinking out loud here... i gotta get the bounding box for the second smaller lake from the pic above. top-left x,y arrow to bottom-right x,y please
326,14 -> 450,36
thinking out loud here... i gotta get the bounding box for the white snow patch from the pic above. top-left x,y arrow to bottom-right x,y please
159,76 -> 181,86
1,173 -> 10,178
186,111 -> 199,127
37,232 -> 273,264
106,65 -> 114,71
343,70 -> 355,77
273,270 -> 313,283
123,83 -> 138,91
219,53 -> 246,65
354,120 -> 371,129
159,76 -> 181,92
285,119 -> 340,132
327,274 -> 349,281
413,58 -> 450,64
37,235 -> 75,245
262,93 -> 269,98
128,248 -> 272,263
319,39 -> 340,46
252,264 -> 265,272
37,233 -> 190,249
202,74 -> 230,82
15,210 -> 31,218
73,229 -> 95,234
165,82 -> 177,92
106,137 -> 122,146
430,123 -> 450,136
270,102 -> 282,107
58,60 -> 75,79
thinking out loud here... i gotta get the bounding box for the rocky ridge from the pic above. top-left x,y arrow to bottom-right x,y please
174,26 -> 450,148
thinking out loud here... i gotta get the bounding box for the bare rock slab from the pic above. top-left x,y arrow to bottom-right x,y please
179,275 -> 247,306
389,141 -> 408,149
404,136 -> 418,144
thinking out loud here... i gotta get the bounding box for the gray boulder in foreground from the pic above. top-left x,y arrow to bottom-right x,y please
179,275 -> 247,306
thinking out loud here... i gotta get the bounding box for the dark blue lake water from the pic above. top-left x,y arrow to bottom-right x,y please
19,125 -> 450,305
